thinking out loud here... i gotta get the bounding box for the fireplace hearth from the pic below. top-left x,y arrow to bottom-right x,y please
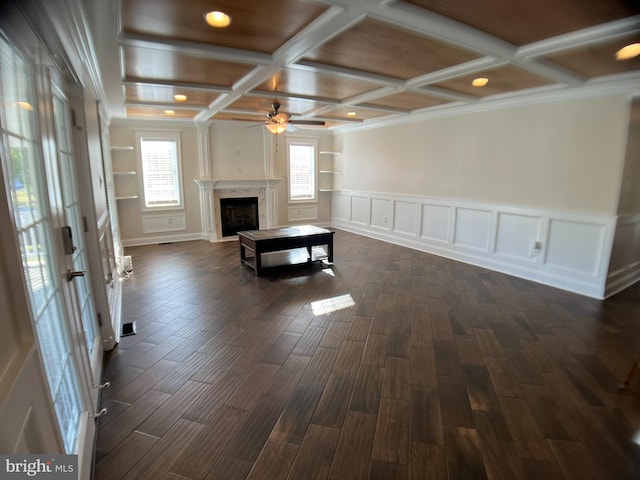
220,197 -> 259,237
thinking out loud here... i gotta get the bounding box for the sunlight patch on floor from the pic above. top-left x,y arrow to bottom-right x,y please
311,294 -> 355,316
321,267 -> 335,277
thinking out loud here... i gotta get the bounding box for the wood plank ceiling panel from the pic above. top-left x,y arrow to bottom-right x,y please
227,96 -> 326,116
125,84 -> 221,107
121,0 -> 329,53
126,106 -> 197,118
255,68 -> 381,101
402,0 -> 639,45
303,18 -> 481,80
320,106 -> 393,121
428,65 -> 555,98
360,91 -> 454,111
210,112 -> 270,122
123,46 -> 255,86
544,35 -> 640,78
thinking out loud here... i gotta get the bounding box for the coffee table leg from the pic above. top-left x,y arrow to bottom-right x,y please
328,238 -> 334,262
255,249 -> 262,275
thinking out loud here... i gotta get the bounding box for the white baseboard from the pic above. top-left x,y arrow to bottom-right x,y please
122,232 -> 203,247
606,261 -> 640,298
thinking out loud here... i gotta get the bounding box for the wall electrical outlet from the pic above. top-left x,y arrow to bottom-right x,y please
530,240 -> 542,255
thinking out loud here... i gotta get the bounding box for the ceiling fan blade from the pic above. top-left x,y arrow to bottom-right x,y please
289,120 -> 326,125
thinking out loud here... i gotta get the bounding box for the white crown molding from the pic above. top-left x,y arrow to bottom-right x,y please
336,72 -> 640,133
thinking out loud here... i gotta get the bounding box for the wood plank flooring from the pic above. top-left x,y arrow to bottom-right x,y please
94,229 -> 640,480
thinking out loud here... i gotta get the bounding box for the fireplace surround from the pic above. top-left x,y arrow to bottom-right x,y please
194,179 -> 282,242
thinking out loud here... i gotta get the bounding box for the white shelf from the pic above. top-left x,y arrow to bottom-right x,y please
113,171 -> 137,176
115,195 -> 139,200
111,146 -> 134,151
319,152 -> 341,191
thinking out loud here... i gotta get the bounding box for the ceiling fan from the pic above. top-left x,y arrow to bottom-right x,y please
265,102 -> 325,134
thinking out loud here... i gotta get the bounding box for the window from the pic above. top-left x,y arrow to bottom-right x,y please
287,138 -> 317,202
136,130 -> 183,209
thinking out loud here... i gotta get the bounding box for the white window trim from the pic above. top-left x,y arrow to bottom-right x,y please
135,129 -> 184,212
286,136 -> 318,204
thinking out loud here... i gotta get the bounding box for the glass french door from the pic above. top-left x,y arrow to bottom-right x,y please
0,23 -> 100,471
50,81 -> 102,403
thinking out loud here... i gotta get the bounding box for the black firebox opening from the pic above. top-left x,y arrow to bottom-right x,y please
220,197 -> 259,237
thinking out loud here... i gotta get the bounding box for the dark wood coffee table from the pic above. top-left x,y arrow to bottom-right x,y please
238,225 -> 334,275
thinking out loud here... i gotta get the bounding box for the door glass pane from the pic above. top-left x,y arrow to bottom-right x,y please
0,32 -> 83,453
52,92 -> 98,356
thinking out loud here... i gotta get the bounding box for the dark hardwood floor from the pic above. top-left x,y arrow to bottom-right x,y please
94,229 -> 640,480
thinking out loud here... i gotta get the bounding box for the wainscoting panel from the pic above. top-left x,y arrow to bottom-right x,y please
495,212 -> 542,263
393,201 -> 419,236
606,213 -> 640,297
142,212 -> 187,234
454,207 -> 492,252
287,205 -> 318,222
333,193 -> 350,222
420,203 -> 450,243
371,198 -> 392,230
332,190 -> 617,298
545,219 -> 606,275
351,196 -> 371,226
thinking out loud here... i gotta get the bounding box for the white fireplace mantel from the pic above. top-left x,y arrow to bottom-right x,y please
194,178 -> 282,242
195,178 -> 282,190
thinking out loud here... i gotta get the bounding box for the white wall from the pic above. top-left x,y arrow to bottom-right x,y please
268,130 -> 335,226
110,121 -> 203,246
337,94 -> 629,215
607,98 -> 640,296
333,94 -> 633,298
616,98 -> 640,216
211,124 -> 267,179
111,121 -> 336,245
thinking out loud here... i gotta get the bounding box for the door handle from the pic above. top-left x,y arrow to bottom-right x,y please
66,269 -> 85,282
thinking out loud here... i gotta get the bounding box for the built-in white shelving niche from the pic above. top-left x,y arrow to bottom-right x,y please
111,145 -> 138,201
319,151 -> 341,193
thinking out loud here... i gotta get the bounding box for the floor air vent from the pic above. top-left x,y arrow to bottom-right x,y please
121,321 -> 137,337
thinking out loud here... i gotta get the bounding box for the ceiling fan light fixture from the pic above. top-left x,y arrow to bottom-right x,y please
616,43 -> 640,60
173,94 -> 187,102
347,111 -> 357,117
204,10 -> 231,28
266,123 -> 287,134
472,77 -> 489,87
164,109 -> 175,115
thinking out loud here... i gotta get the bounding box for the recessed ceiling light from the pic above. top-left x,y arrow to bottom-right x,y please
472,77 -> 489,87
616,43 -> 640,60
164,110 -> 175,115
204,10 -> 231,28
347,111 -> 357,117
174,94 -> 187,102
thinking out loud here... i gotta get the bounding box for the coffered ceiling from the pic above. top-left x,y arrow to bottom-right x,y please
96,0 -> 640,130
